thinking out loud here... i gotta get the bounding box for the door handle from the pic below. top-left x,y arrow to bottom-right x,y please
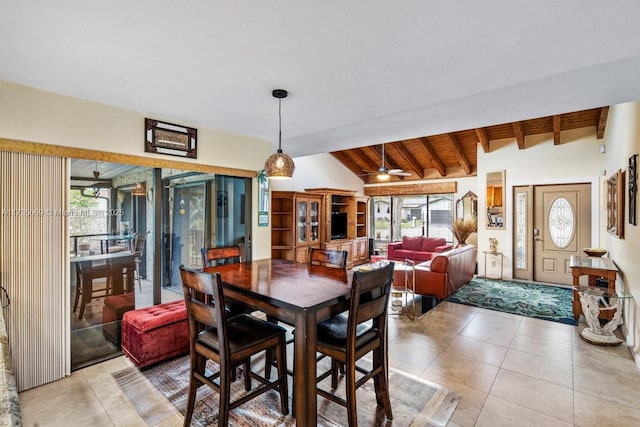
534,237 -> 544,241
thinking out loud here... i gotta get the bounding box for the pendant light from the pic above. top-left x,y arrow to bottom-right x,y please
264,89 -> 295,179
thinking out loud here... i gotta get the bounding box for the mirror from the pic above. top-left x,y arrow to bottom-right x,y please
456,191 -> 478,220
486,170 -> 505,229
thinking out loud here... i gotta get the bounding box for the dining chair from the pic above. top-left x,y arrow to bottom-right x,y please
265,247 -> 349,380
315,261 -> 395,426
308,247 -> 348,269
73,261 -> 111,319
131,232 -> 147,291
179,266 -> 289,426
201,243 -> 254,316
201,243 -> 244,267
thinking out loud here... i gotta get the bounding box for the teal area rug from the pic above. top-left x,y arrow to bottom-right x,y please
447,277 -> 577,326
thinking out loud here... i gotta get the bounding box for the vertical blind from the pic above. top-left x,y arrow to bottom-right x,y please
0,151 -> 69,391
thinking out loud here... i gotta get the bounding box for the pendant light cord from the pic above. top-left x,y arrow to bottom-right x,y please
278,98 -> 283,152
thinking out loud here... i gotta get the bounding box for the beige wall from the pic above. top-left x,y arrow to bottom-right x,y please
603,101 -> 640,366
0,80 -> 273,259
477,127 -> 606,277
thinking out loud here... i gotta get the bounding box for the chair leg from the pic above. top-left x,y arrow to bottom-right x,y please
264,348 -> 273,379
218,366 -> 231,427
184,355 -> 203,427
373,346 -> 393,420
345,360 -> 358,427
243,360 -> 251,392
276,339 -> 289,415
331,359 -> 339,389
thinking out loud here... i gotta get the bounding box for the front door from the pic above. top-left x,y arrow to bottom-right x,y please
514,183 -> 591,284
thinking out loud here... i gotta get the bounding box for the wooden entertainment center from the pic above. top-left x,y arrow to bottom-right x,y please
271,188 -> 369,268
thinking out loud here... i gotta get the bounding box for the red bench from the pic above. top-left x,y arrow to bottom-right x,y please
121,300 -> 189,368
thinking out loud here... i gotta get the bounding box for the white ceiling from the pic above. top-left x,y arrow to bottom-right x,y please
2,1 -> 640,157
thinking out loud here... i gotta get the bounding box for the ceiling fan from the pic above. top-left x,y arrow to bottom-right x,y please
361,144 -> 412,181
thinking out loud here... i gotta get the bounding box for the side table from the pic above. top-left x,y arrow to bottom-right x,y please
483,251 -> 503,279
574,286 -> 631,345
390,259 -> 417,321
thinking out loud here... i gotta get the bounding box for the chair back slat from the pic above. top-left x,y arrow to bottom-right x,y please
308,248 -> 348,269
201,243 -> 244,267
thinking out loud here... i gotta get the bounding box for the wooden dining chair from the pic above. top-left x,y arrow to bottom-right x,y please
308,247 -> 348,268
265,247 -> 349,382
131,232 -> 147,291
179,266 -> 289,426
73,261 -> 111,319
315,261 -> 395,426
201,243 -> 244,267
201,243 -> 254,316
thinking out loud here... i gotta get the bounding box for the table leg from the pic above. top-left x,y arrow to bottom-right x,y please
294,311 -> 317,426
572,273 -> 581,320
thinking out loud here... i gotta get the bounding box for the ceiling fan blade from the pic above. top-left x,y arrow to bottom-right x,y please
387,169 -> 404,174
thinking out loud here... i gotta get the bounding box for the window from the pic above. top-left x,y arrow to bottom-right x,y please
371,193 -> 453,248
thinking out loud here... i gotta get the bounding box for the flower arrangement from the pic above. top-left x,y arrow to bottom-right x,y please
452,217 -> 478,246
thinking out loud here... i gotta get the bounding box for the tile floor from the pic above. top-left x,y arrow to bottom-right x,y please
19,301 -> 640,426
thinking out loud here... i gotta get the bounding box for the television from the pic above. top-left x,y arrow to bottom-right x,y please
331,212 -> 348,240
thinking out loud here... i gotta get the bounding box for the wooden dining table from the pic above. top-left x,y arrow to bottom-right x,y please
204,258 -> 352,426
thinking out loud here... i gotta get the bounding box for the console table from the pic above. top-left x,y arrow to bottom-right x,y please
569,255 -> 619,321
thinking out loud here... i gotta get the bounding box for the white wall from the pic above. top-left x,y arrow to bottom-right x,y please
477,127 -> 606,277
603,101 -> 640,366
0,80 -> 273,259
271,153 -> 365,194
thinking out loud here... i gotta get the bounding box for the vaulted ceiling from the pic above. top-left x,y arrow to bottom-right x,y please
331,106 -> 609,184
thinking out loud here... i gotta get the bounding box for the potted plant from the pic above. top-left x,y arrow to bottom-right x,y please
452,217 -> 478,247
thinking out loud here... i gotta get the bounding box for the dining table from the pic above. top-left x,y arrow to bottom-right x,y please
204,258 -> 352,426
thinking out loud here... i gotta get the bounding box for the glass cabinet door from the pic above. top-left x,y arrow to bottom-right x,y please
310,200 -> 319,242
297,200 -> 307,243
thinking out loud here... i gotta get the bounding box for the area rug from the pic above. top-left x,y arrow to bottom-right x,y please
113,355 -> 460,426
447,277 -> 577,326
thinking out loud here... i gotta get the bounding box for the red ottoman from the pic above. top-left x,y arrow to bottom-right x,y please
103,293 -> 135,346
121,300 -> 189,368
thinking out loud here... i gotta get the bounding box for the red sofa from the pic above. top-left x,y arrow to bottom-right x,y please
414,245 -> 477,311
387,236 -> 452,263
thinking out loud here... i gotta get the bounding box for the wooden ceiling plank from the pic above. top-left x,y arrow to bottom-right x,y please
553,114 -> 561,145
475,127 -> 490,153
330,152 -> 368,179
382,146 -> 404,171
512,121 -> 525,149
597,106 -> 609,139
351,147 -> 380,171
418,137 -> 446,176
395,142 -> 425,179
445,133 -> 471,174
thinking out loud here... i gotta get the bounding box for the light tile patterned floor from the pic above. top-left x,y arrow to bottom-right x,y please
19,301 -> 640,426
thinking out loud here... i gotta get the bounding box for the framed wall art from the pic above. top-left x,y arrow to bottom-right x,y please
629,154 -> 638,226
145,118 -> 197,158
606,168 -> 625,238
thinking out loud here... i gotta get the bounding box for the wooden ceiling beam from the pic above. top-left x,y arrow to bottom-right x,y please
419,137 -> 446,176
597,106 -> 609,139
381,146 -> 404,171
330,152 -> 367,179
553,115 -> 561,145
445,133 -> 471,175
513,121 -> 525,149
475,127 -> 490,153
395,141 -> 425,179
351,147 -> 380,171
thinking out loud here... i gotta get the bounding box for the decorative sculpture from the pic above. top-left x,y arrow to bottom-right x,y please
489,237 -> 498,253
